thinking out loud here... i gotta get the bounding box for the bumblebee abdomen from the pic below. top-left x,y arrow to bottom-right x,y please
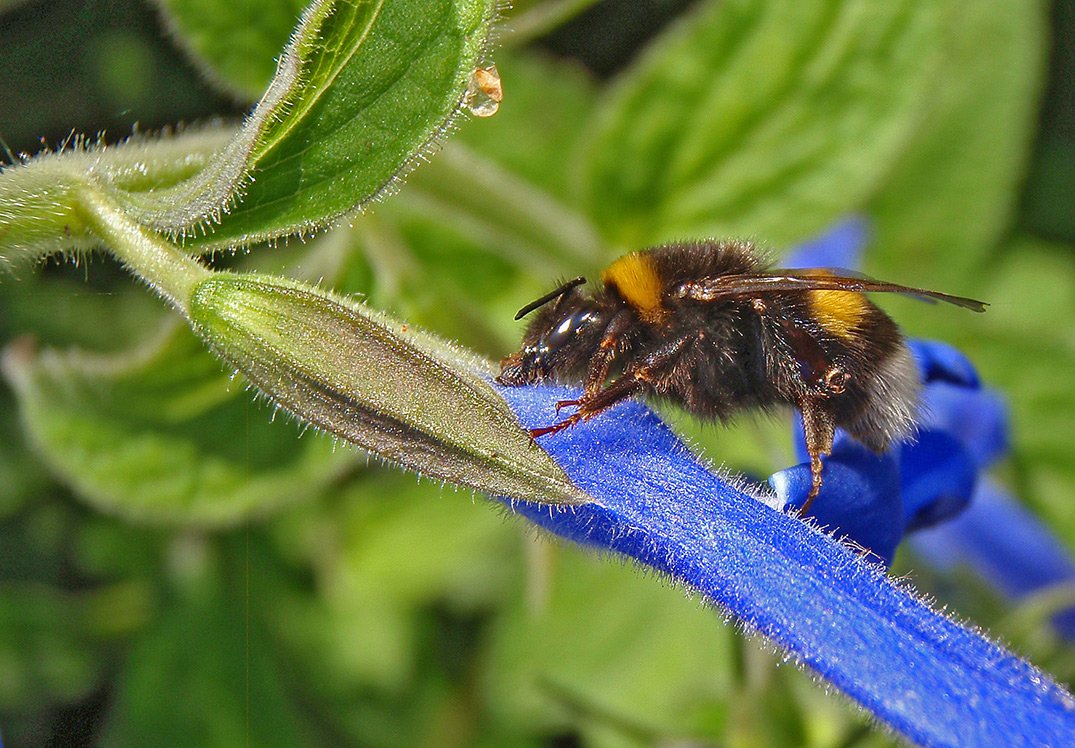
807,288 -> 870,340
824,307 -> 920,451
837,340 -> 920,451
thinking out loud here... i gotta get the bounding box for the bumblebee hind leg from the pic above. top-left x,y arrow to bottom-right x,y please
798,399 -> 836,515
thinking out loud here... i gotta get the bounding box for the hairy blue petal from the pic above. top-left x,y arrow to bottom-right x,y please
496,383 -> 1075,745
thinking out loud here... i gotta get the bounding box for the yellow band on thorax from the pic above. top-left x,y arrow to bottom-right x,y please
602,252 -> 665,322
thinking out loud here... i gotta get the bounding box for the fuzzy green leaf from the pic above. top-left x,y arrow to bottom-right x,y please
0,0 -> 498,267
137,0 -> 498,245
581,0 -> 943,248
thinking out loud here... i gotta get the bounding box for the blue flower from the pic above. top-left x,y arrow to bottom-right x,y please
777,221 -> 1075,640
495,381 -> 1075,745
906,341 -> 1075,638
771,339 -> 1005,565
913,480 -> 1075,638
494,219 -> 1075,743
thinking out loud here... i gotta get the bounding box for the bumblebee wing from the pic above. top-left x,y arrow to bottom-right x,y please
676,269 -> 987,312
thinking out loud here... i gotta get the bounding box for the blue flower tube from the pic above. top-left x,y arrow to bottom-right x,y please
786,222 -> 1075,641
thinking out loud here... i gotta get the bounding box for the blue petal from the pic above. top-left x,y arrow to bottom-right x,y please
912,481 -> 1075,640
782,216 -> 870,269
772,435 -> 903,565
496,383 -> 1075,745
899,430 -> 977,531
919,382 -> 1009,469
909,339 -> 981,389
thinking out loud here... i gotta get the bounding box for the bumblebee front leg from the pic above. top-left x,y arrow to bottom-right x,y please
530,376 -> 643,438
554,310 -> 633,413
534,331 -> 693,438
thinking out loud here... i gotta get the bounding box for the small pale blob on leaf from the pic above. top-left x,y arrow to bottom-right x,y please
466,64 -> 503,117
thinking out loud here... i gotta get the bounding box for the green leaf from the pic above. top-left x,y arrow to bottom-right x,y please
962,241 -> 1075,524
487,547 -> 739,742
0,0 -> 498,266
188,273 -> 590,506
581,0 -> 944,248
0,263 -> 169,352
136,0 -> 499,246
0,391 -> 51,516
0,583 -> 104,713
267,471 -> 516,695
867,0 -> 1048,284
100,553 -> 312,746
155,0 -> 310,99
2,324 -> 357,525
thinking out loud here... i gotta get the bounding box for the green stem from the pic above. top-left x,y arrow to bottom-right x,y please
80,189 -> 211,317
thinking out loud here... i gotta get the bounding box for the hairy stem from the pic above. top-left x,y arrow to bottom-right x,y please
79,190 -> 211,316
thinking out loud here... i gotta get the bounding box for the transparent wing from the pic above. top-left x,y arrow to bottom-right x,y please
675,269 -> 987,312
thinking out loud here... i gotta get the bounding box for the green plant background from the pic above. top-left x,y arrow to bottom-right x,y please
0,0 -> 1072,745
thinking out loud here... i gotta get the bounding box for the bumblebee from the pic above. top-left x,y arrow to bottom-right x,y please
496,240 -> 986,512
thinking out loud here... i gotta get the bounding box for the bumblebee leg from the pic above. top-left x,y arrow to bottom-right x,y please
529,376 -> 643,439
531,333 -> 694,439
630,333 -> 693,382
554,398 -> 580,414
586,310 -> 634,394
798,400 -> 836,514
549,311 -> 634,415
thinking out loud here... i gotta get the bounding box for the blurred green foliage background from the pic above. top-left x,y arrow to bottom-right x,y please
0,0 -> 1072,745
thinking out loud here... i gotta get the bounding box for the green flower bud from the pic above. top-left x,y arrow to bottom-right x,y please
189,274 -> 589,506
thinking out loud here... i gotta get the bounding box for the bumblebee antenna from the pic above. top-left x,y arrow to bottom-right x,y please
514,276 -> 586,320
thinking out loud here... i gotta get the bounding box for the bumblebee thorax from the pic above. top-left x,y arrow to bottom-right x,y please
601,251 -> 667,323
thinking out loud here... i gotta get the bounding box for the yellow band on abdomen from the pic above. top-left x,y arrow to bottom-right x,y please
807,288 -> 868,340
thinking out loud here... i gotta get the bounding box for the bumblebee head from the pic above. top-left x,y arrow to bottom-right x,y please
497,279 -> 604,386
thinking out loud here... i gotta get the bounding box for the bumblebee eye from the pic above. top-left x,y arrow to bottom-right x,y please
540,310 -> 595,353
